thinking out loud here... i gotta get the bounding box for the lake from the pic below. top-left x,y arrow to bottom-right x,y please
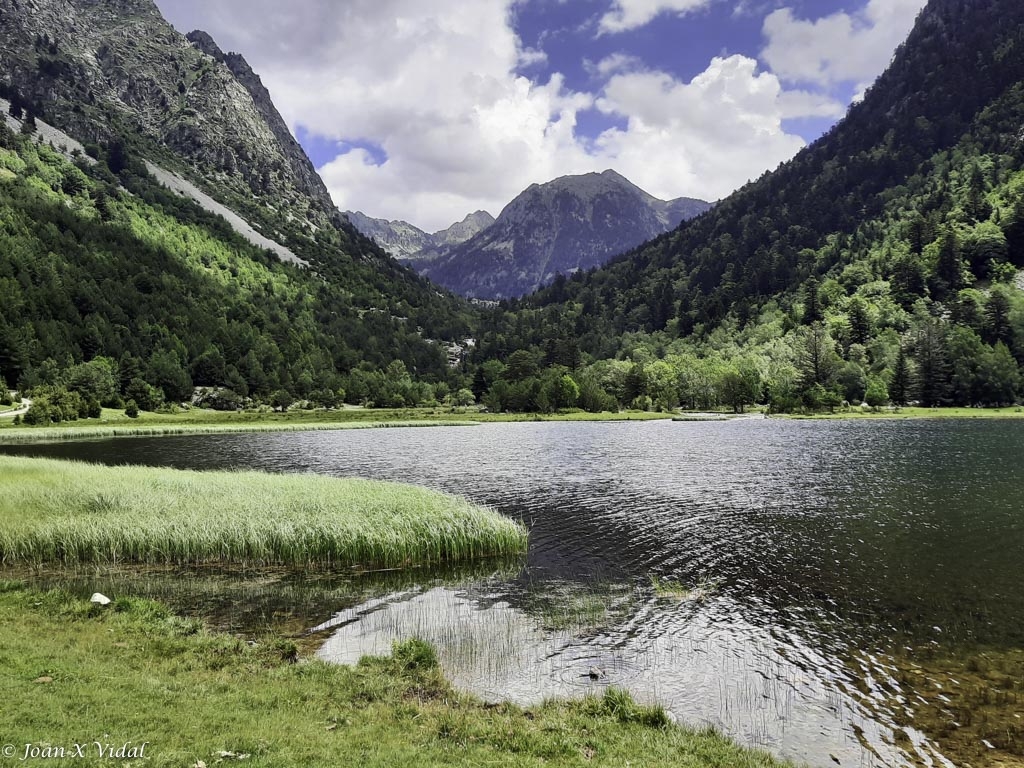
4,418 -> 1023,767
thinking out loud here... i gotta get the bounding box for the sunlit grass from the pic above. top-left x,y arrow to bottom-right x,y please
0,456 -> 527,568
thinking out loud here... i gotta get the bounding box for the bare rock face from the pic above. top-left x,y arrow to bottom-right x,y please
0,0 -> 334,221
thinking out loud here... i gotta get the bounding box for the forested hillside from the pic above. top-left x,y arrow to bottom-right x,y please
0,124 -> 474,418
467,0 -> 1024,414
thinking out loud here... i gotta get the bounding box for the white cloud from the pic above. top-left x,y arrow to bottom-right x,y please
761,0 -> 926,89
584,52 -> 645,78
593,55 -> 810,201
156,0 -> 839,231
598,0 -> 714,34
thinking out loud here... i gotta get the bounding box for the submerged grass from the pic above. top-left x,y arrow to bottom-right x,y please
650,576 -> 721,603
0,584 -> 793,768
0,456 -> 527,568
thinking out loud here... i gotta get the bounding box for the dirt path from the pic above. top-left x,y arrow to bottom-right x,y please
0,399 -> 30,419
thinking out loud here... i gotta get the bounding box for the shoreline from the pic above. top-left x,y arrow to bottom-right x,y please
2,404 -> 1021,445
0,582 -> 792,768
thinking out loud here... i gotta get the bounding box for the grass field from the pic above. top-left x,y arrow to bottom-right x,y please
0,456 -> 527,568
0,583 -> 791,768
0,418 -> 480,444
776,406 -> 1024,420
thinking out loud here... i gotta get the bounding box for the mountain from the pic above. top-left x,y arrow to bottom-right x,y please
344,209 -> 495,262
407,170 -> 710,300
0,0 -> 331,222
0,0 -> 475,408
470,0 -> 1024,415
506,0 -> 1024,335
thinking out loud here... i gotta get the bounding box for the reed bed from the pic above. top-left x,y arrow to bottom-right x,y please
0,420 -> 479,444
0,456 -> 527,568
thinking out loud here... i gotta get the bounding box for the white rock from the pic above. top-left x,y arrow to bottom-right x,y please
90,593 -> 112,606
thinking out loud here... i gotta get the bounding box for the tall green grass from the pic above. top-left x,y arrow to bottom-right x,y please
0,420 -> 479,444
0,456 -> 527,568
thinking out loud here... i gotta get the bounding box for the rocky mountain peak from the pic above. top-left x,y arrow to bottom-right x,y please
410,171 -> 712,300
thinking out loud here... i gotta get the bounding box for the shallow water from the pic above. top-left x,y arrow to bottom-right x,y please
5,419 -> 1024,766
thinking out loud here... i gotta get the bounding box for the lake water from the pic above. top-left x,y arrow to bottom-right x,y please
5,419 -> 1024,767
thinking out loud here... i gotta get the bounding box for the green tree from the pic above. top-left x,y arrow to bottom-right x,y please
125,377 -> 164,412
846,297 -> 872,346
914,319 -> 950,407
270,389 -> 295,411
67,357 -> 120,406
504,350 -> 540,383
932,227 -> 963,300
891,345 -> 912,406
976,342 -> 1020,406
718,361 -> 761,414
797,323 -> 838,389
802,275 -> 823,324
452,388 -> 476,407
985,289 -> 1014,346
864,377 -> 890,409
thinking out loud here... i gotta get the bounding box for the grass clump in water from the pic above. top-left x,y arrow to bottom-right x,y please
649,575 -> 720,603
0,456 -> 527,569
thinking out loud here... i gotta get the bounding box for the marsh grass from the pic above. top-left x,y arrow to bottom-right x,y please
0,456 -> 527,568
521,580 -> 636,631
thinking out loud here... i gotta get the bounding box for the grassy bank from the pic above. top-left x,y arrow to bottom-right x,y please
0,583 -> 790,768
0,456 -> 527,568
0,418 -> 480,444
774,406 -> 1024,420
0,406 -> 673,441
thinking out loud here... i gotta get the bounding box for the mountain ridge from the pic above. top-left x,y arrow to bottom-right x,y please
343,209 -> 496,263
349,170 -> 710,300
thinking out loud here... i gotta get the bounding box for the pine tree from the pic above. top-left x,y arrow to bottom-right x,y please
802,275 -> 823,324
847,297 -> 871,346
915,320 -> 950,407
933,227 -> 962,300
985,289 -> 1013,345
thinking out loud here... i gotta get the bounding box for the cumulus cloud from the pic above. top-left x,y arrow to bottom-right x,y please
156,0 -> 845,231
761,0 -> 927,89
593,56 -> 811,201
598,0 -> 715,34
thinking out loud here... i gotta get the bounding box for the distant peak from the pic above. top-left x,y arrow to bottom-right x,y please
463,210 -> 495,223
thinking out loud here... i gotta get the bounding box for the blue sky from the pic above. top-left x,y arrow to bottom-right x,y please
156,0 -> 926,231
